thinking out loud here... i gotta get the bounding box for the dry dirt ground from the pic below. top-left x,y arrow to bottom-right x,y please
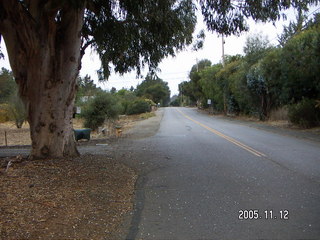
0,112 -> 157,239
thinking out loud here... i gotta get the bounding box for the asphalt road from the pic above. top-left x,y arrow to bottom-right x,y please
124,107 -> 320,240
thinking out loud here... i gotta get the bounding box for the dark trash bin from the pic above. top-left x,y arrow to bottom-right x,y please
74,129 -> 91,141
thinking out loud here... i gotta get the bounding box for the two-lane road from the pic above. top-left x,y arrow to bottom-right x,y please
126,107 -> 320,239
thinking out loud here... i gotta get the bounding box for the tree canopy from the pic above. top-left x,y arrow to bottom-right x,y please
179,13 -> 320,125
1,0 -> 319,79
136,74 -> 171,106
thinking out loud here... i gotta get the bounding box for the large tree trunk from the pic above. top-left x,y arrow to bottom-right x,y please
0,1 -> 85,158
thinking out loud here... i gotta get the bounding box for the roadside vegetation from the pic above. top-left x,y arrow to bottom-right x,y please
75,73 -> 169,131
178,13 -> 320,128
0,68 -> 27,128
0,71 -> 169,133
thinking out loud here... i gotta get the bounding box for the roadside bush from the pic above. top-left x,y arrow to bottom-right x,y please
126,99 -> 151,115
170,98 -> 180,106
81,93 -> 123,130
269,106 -> 288,121
144,98 -> 156,107
288,98 -> 320,128
0,104 -> 11,123
8,93 -> 27,128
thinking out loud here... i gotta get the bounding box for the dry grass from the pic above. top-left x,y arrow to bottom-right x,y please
0,122 -> 31,146
269,106 -> 289,121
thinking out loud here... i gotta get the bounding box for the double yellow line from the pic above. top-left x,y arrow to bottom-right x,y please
176,109 -> 266,158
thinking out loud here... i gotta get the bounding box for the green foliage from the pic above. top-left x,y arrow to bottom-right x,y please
243,34 -> 272,66
86,1 -> 197,79
144,99 -> 156,107
277,9 -> 306,47
7,92 -> 27,128
81,92 -> 122,130
170,98 -> 180,107
180,59 -> 212,106
203,0 -> 319,35
75,75 -> 103,106
126,99 -> 151,115
0,104 -> 11,123
116,88 -> 139,114
178,27 -> 320,127
0,68 -> 26,127
136,74 -> 170,106
0,68 -> 16,104
199,63 -> 223,110
178,81 -> 196,105
288,98 -> 320,128
280,25 -> 320,103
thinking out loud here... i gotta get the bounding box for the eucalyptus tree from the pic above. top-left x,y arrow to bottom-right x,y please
0,0 -> 318,158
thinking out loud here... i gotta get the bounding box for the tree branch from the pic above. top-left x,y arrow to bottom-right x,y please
80,39 -> 95,59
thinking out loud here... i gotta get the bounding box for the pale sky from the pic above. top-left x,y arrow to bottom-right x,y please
1,6 -> 319,96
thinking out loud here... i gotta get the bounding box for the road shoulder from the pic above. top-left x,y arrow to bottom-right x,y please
198,109 -> 320,143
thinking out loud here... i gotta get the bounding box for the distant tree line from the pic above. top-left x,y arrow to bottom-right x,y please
179,13 -> 320,128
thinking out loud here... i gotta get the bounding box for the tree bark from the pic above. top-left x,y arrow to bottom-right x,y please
0,1 -> 85,158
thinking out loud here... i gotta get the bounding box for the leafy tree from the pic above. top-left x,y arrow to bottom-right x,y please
305,13 -> 320,29
280,24 -> 320,103
178,81 -> 197,105
246,62 -> 269,119
170,98 -> 181,107
188,59 -> 212,106
116,88 -> 138,114
258,47 -> 283,111
288,98 -> 320,128
110,87 -> 117,94
0,0 -> 317,158
198,0 -> 318,35
136,74 -> 170,106
227,60 -> 252,115
243,34 -> 272,66
81,92 -> 122,130
169,95 -> 180,107
0,68 -> 16,104
76,75 -> 103,105
198,64 -> 223,110
277,8 -> 306,47
126,99 -> 151,115
0,68 -> 26,127
7,91 -> 27,128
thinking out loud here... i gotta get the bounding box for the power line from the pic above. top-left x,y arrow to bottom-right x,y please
307,7 -> 320,17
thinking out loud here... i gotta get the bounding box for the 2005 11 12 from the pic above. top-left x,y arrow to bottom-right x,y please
238,209 -> 289,220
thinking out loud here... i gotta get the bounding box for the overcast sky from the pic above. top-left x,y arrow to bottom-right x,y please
1,6 -> 319,96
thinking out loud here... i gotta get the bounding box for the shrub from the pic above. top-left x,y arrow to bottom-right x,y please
81,93 -> 123,130
0,104 -> 11,123
126,99 -> 151,115
288,98 -> 320,128
170,98 -> 180,106
269,106 -> 288,121
8,93 -> 27,128
144,98 -> 156,107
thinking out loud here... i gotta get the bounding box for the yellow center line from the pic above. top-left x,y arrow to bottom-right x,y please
176,109 -> 266,158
